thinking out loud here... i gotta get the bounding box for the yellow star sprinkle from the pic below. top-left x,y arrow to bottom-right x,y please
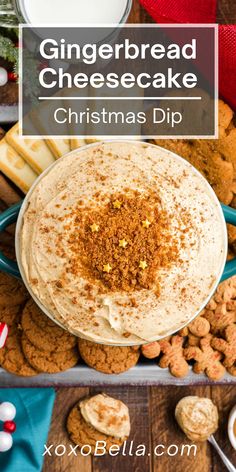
142,219 -> 151,229
103,263 -> 112,273
113,200 -> 122,209
139,260 -> 148,270
119,239 -> 128,249
90,223 -> 99,233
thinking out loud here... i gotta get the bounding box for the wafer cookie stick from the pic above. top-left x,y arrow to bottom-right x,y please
6,123 -> 55,174
70,138 -> 86,150
0,139 -> 37,193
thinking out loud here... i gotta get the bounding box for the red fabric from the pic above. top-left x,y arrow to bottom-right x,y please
140,0 -> 216,23
219,25 -> 236,109
140,0 -> 236,110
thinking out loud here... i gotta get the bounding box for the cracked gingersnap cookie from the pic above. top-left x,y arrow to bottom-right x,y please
0,305 -> 22,326
21,333 -> 79,374
0,272 -> 29,308
78,338 -> 140,374
67,393 -> 130,454
0,324 -> 38,376
153,100 -> 236,205
21,299 -> 77,352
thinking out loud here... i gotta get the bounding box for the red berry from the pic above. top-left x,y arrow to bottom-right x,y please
7,71 -> 18,82
3,421 -> 16,433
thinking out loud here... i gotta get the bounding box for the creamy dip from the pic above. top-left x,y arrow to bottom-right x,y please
19,141 -> 226,345
175,396 -> 219,441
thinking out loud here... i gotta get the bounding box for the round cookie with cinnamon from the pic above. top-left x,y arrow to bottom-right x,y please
21,299 -> 77,352
67,393 -> 130,454
21,333 -> 79,374
78,338 -> 140,374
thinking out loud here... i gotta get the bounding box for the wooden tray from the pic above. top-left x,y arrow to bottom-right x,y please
0,364 -> 234,387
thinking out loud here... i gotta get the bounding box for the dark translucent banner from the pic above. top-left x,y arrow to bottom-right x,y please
20,25 -> 217,138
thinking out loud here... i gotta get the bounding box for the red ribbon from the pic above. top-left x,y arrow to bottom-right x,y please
140,0 -> 236,109
0,323 -> 8,348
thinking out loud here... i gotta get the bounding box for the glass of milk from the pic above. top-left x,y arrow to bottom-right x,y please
11,0 -> 132,25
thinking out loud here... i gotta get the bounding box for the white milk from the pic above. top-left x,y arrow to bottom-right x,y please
20,0 -> 129,24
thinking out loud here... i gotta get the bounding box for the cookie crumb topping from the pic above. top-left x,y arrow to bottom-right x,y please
66,190 -> 181,293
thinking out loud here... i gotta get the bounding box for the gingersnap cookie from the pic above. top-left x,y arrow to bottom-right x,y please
153,100 -> 236,205
0,325 -> 38,376
0,272 -> 29,308
67,393 -> 130,454
0,305 -> 22,326
21,333 -> 79,373
21,299 -> 77,352
78,339 -> 140,374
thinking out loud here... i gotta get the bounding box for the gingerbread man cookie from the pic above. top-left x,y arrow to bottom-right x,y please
159,335 -> 189,378
203,305 -> 236,334
141,342 -> 161,359
184,334 -> 225,380
213,277 -> 236,303
179,316 -> 210,338
211,325 -> 236,371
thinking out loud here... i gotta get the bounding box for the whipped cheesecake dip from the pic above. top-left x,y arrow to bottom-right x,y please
19,141 -> 226,345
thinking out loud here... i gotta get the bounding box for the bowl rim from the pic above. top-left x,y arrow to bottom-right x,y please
15,139 -> 228,346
